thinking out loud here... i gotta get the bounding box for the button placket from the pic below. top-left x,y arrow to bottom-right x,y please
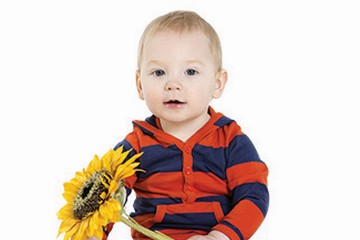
182,144 -> 194,202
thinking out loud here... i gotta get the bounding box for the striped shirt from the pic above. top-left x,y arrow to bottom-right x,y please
111,107 -> 269,240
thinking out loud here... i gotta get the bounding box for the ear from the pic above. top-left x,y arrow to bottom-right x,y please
212,69 -> 228,99
136,69 -> 145,100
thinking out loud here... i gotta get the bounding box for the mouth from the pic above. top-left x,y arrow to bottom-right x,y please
164,100 -> 186,108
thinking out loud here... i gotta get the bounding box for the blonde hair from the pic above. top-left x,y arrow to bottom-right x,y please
137,10 -> 223,71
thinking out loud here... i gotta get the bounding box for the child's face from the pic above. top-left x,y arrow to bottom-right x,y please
136,30 -> 227,127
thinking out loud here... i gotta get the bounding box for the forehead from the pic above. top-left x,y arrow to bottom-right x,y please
142,30 -> 212,60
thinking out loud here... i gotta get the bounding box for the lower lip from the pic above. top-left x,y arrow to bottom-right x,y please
164,102 -> 185,109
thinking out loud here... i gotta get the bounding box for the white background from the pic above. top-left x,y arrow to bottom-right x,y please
1,0 -> 359,239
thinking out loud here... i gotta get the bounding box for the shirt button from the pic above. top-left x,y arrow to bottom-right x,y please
186,186 -> 193,192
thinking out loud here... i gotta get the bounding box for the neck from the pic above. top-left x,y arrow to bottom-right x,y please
160,114 -> 211,142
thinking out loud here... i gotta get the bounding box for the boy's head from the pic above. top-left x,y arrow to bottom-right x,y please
135,10 -> 227,134
137,10 -> 223,72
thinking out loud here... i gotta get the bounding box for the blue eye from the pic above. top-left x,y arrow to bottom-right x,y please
153,70 -> 165,77
186,69 -> 197,76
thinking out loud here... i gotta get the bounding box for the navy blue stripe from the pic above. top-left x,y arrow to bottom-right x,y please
152,213 -> 217,232
214,116 -> 234,127
113,139 -> 134,153
114,140 -> 183,178
152,222 -> 211,232
227,134 -> 262,168
130,197 -> 182,217
133,121 -> 154,136
137,144 -> 182,178
145,115 -> 158,128
193,144 -> 227,179
222,220 -> 244,240
232,182 -> 269,217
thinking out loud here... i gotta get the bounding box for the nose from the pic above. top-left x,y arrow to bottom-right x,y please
165,80 -> 182,91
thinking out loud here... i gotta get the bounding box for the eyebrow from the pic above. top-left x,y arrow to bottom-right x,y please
144,60 -> 163,67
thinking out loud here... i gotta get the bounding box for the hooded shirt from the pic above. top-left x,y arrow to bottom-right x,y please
109,107 -> 269,240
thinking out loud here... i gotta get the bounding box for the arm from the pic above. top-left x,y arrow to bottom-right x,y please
97,137 -> 140,240
212,134 -> 269,240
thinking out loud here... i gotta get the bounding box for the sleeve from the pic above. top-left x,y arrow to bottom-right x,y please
102,132 -> 140,239
113,133 -> 140,199
212,134 -> 269,240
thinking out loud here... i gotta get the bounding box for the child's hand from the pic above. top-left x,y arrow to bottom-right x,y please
187,231 -> 230,240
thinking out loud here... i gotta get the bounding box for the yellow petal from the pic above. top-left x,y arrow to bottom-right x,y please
107,199 -> 121,222
75,171 -> 87,181
101,149 -> 114,172
70,172 -> 87,188
69,177 -> 84,189
87,154 -> 101,173
106,198 -> 116,211
87,212 -> 99,236
99,191 -> 107,201
97,210 -> 109,226
112,145 -> 124,162
63,222 -> 79,240
110,211 -> 121,222
107,180 -> 118,196
112,147 -> 130,167
58,217 -> 79,236
115,168 -> 138,181
114,164 -> 141,182
87,211 -> 105,238
83,167 -> 93,179
94,226 -> 104,239
64,182 -> 80,193
72,224 -> 87,240
86,219 -> 95,237
108,198 -> 122,212
115,155 -> 142,178
74,220 -> 89,240
99,202 -> 112,218
62,191 -> 76,203
57,204 -> 73,219
124,152 -> 143,167
113,166 -> 125,182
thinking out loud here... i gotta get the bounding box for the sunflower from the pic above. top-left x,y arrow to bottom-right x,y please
57,145 -> 143,240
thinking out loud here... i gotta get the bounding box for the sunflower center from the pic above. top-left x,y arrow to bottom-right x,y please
73,170 -> 112,220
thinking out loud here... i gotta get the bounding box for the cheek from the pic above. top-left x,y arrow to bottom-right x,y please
142,85 -> 162,102
189,89 -> 213,104
195,84 -> 217,101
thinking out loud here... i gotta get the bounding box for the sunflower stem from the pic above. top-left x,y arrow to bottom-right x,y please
120,212 -> 173,240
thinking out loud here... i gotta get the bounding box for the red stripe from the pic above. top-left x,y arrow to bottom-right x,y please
124,174 -> 137,189
198,121 -> 243,148
133,172 -> 229,200
102,222 -> 114,240
226,162 -> 268,190
134,172 -> 184,199
192,172 -> 229,198
126,130 -> 167,151
222,199 -> 265,239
